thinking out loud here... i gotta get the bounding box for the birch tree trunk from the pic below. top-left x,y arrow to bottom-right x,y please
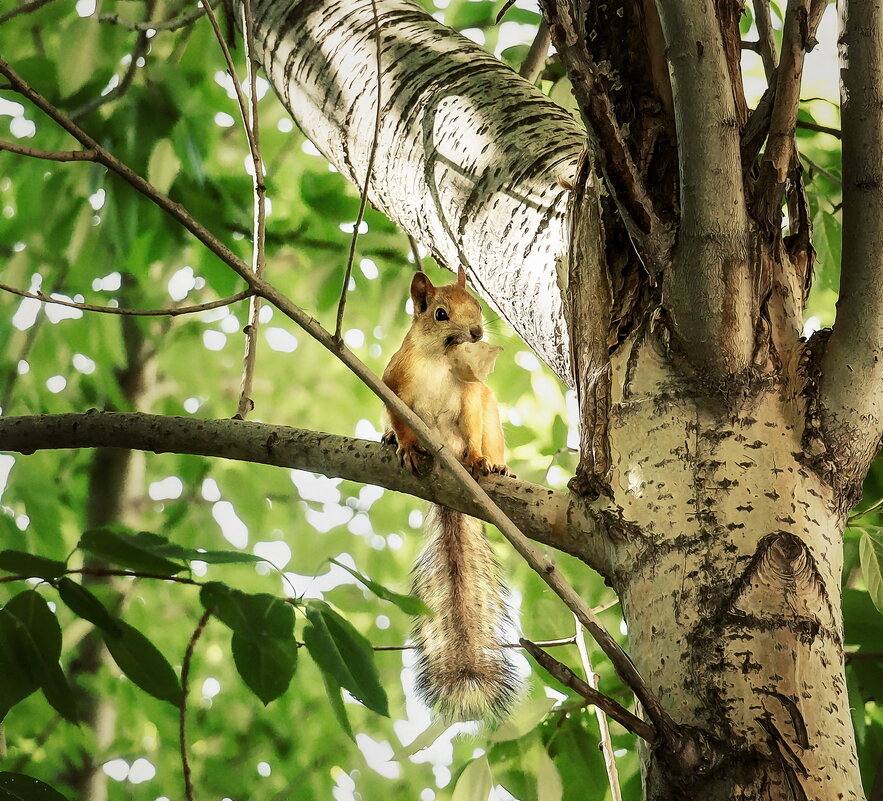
241,0 -> 879,798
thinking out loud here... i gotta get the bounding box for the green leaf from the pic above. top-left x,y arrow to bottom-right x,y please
551,414 -> 567,450
860,531 -> 883,614
231,628 -> 298,705
0,772 -> 72,801
303,600 -> 389,716
188,550 -> 265,565
451,756 -> 493,801
78,527 -> 186,576
329,559 -> 433,616
449,3 -> 495,28
319,669 -> 354,740
200,582 -> 294,636
0,610 -> 40,721
0,551 -> 66,580
102,621 -> 182,707
55,578 -> 120,635
3,591 -> 77,723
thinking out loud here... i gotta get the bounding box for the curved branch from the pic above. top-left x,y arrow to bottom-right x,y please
0,411 -> 614,571
817,0 -> 883,492
654,0 -> 753,377
247,0 -> 584,383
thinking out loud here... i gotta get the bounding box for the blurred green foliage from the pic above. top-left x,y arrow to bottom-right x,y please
0,0 -> 878,800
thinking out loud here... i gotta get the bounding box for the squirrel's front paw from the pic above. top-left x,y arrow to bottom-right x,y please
468,456 -> 493,477
381,429 -> 398,446
490,463 -> 515,478
398,442 -> 428,474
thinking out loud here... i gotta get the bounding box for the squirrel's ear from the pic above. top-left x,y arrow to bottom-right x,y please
410,272 -> 435,313
457,266 -> 467,288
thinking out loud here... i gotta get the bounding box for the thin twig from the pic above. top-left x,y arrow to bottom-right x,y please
0,282 -> 253,317
751,0 -> 778,79
180,609 -> 211,801
0,58 -> 677,759
0,0 -> 57,26
798,152 -> 842,186
0,141 -> 98,161
795,119 -> 841,138
518,21 -> 551,83
520,638 -> 656,743
201,0 -> 264,418
574,615 -> 622,801
234,0 -> 267,420
70,0 -> 155,120
407,234 -> 422,271
334,0 -> 383,341
98,2 -> 210,32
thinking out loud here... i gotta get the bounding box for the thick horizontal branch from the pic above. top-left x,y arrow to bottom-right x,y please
0,411 -> 615,572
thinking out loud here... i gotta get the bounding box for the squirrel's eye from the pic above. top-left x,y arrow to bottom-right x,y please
434,308 -> 449,321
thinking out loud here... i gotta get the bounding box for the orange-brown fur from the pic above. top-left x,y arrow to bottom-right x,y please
383,269 -> 521,721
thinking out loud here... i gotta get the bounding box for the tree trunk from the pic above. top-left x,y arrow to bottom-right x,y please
245,0 -> 876,797
605,333 -> 861,799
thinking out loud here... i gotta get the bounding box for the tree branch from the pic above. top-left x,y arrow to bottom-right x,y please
751,0 -> 779,79
0,0 -> 56,25
246,0 -> 583,383
518,21 -> 551,84
816,0 -> 883,494
98,3 -> 211,32
752,0 -> 828,231
653,0 -> 753,377
180,609 -> 211,801
0,411 -> 611,569
0,56 -> 670,740
0,282 -> 254,317
520,638 -> 657,744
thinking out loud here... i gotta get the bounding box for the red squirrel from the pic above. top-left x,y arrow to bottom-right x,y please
382,268 -> 521,721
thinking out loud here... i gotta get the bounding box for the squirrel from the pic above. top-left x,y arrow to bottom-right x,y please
382,267 -> 522,721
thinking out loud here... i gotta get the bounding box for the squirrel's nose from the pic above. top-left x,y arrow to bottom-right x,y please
470,325 -> 483,342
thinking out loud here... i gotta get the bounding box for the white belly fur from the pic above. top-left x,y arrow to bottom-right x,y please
409,355 -> 466,457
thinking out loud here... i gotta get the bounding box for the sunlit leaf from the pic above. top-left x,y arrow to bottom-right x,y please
451,756 -> 493,801
860,531 -> 883,614
330,558 -> 432,616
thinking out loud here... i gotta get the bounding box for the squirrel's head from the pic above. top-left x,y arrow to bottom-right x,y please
409,267 -> 483,352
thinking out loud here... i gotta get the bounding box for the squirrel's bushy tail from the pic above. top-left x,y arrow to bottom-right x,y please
410,505 -> 522,721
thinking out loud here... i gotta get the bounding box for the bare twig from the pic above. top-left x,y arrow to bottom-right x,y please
795,119 -> 841,138
235,0 -> 267,420
798,152 -> 842,186
575,615 -> 622,801
0,0 -> 57,26
520,638 -> 656,743
519,21 -> 551,84
407,234 -> 422,271
0,59 -> 675,756
0,141 -> 98,161
180,609 -> 212,801
99,2 -> 211,32
751,0 -> 779,79
752,0 -> 828,230
334,0 -> 383,341
202,0 -> 265,419
0,282 -> 253,317
70,0 -> 155,120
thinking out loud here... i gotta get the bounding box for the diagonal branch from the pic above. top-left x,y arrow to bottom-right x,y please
0,56 -> 673,744
815,0 -> 883,495
752,0 -> 828,231
520,638 -> 657,743
653,0 -> 753,378
0,411 -> 610,570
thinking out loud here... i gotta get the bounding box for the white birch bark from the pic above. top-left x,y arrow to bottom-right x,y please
250,0 -> 585,382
